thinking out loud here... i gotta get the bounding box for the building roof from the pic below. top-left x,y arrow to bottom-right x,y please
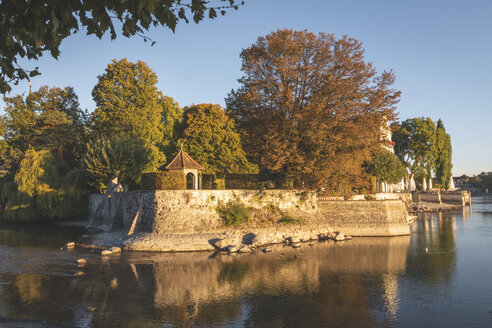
165,150 -> 205,171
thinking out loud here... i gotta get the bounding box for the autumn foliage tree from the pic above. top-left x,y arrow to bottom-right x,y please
226,29 -> 400,191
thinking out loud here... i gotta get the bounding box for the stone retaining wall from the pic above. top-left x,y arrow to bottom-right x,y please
88,190 -> 411,239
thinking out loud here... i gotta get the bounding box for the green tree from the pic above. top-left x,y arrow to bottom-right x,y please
178,103 -> 257,177
1,86 -> 87,171
0,0 -> 243,93
476,172 -> 492,191
393,117 -> 437,181
435,119 -> 453,189
159,95 -> 183,159
91,58 -> 166,168
83,135 -> 154,193
226,29 -> 400,191
365,150 -> 407,184
1,148 -> 86,221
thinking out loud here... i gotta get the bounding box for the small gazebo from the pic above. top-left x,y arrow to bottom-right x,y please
165,149 -> 205,190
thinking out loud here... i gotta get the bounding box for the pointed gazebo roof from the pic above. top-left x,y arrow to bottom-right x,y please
165,150 -> 205,171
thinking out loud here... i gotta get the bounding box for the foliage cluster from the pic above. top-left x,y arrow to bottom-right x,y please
216,199 -> 250,226
393,117 -> 453,188
140,171 -> 186,190
177,104 -> 257,177
476,172 -> 492,191
0,0 -> 243,93
1,149 -> 86,221
364,150 -> 407,184
84,136 -> 155,192
226,29 -> 401,193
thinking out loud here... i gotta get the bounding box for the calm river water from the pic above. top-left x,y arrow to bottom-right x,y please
1,195 -> 492,328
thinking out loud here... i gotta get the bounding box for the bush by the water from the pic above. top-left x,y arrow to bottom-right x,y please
216,199 -> 250,226
0,149 -> 87,222
140,171 -> 186,190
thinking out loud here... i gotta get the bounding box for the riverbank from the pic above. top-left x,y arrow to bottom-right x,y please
409,201 -> 464,213
84,190 -> 412,253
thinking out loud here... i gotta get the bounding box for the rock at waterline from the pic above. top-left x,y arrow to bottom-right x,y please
226,245 -> 239,253
214,238 -> 234,250
77,259 -> 87,266
65,242 -> 75,248
344,235 -> 353,240
101,250 -> 113,256
335,233 -> 346,241
238,246 -> 252,253
262,247 -> 272,253
73,271 -> 84,277
110,246 -> 121,254
292,242 -> 301,248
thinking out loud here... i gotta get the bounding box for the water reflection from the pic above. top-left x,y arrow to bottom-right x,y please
407,211 -> 457,285
0,234 -> 411,327
5,197 -> 491,328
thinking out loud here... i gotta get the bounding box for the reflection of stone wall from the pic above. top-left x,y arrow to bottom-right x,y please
143,236 -> 410,309
88,190 -> 411,237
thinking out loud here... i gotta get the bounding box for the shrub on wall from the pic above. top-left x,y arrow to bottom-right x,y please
213,178 -> 226,190
216,199 -> 250,226
140,172 -> 185,190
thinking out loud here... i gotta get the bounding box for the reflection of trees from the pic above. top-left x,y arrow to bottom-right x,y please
1,237 -> 410,327
15,273 -> 43,304
406,212 -> 457,283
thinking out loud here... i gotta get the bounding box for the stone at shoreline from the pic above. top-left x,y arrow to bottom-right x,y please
226,245 -> 239,253
292,242 -> 301,248
101,250 -> 113,256
214,238 -> 234,250
335,233 -> 346,241
345,235 -> 353,240
252,233 -> 272,247
238,246 -> 252,253
65,242 -> 75,248
77,259 -> 87,266
110,246 -> 121,254
73,271 -> 84,277
262,247 -> 272,253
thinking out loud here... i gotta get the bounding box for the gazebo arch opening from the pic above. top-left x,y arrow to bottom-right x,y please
186,172 -> 195,190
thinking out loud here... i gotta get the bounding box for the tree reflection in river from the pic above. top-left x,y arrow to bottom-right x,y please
2,204 -> 483,328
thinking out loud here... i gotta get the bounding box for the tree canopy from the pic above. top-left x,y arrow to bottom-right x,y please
364,149 -> 407,184
178,103 -> 257,177
0,0 -> 244,93
435,119 -> 452,188
226,29 -> 400,191
1,85 -> 87,171
91,58 -> 167,168
83,135 -> 154,193
393,117 -> 452,187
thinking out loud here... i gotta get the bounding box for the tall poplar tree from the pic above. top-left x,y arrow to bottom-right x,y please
435,119 -> 452,188
226,29 -> 400,191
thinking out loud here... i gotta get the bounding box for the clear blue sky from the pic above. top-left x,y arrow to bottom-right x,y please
2,0 -> 491,176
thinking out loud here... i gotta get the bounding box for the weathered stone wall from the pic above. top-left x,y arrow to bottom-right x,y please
441,190 -> 471,205
88,190 -> 411,239
418,192 -> 442,204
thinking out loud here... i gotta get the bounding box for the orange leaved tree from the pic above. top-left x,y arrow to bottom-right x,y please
226,29 -> 400,192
